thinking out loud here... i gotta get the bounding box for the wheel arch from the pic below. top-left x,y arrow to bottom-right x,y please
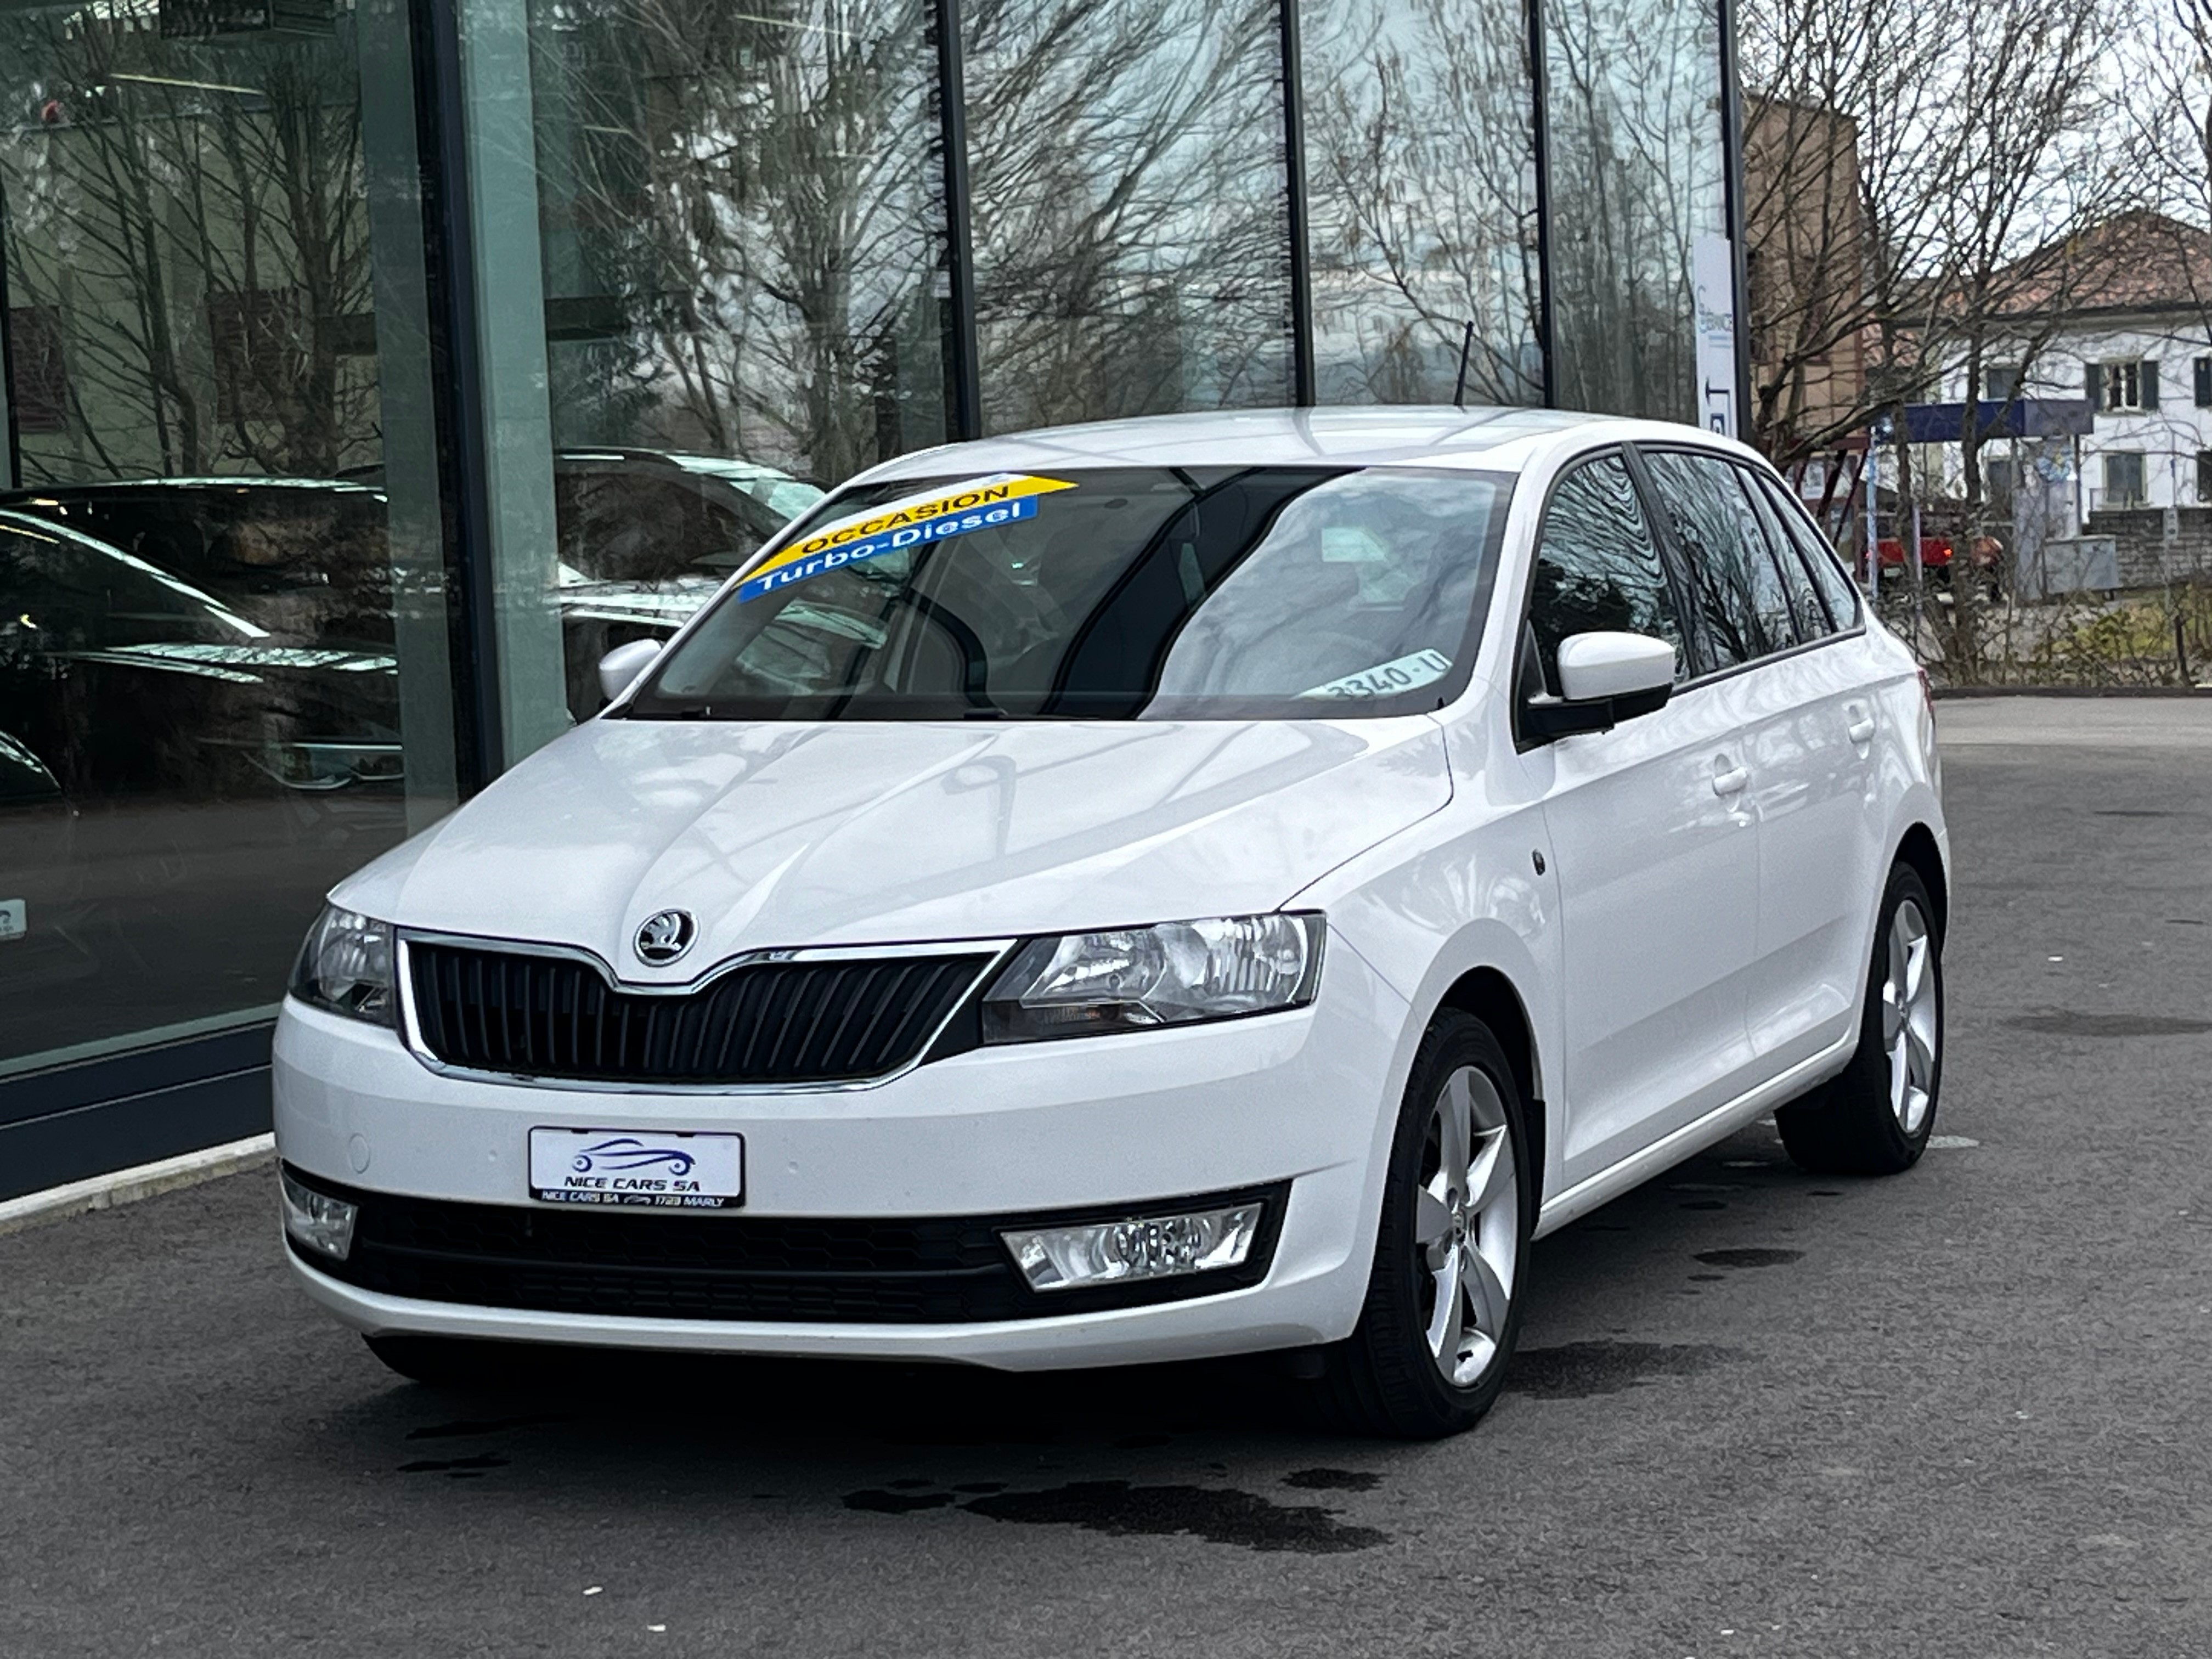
1892,821 -> 1949,941
1435,966 -> 1545,1204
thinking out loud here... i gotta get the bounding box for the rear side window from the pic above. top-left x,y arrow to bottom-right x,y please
1735,464 -> 1833,639
1640,449 -> 1799,670
1525,451 -> 1689,694
1751,470 -> 1862,628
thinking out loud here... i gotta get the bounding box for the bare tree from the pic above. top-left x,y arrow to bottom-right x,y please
1302,0 -> 1543,407
1741,0 -> 2130,471
1,13 -> 376,481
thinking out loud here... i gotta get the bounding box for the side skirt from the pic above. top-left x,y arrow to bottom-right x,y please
1530,1030 -> 1857,1239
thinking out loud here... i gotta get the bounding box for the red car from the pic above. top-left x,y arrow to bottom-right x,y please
1875,535 -> 1955,569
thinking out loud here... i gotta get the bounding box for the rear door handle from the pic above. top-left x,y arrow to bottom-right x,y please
1846,711 -> 1877,743
1712,765 -> 1749,798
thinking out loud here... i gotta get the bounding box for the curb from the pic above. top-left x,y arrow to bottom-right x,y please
0,1134 -> 275,1239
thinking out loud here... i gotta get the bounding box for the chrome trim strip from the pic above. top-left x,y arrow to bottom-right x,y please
393,930 -> 1018,1097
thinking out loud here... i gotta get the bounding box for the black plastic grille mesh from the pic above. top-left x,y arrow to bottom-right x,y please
407,944 -> 992,1085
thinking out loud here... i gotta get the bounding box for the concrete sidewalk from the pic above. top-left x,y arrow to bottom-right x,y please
1938,692 -> 2212,747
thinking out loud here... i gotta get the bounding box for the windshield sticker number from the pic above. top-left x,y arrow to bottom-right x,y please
1302,649 -> 1453,701
737,472 -> 1075,602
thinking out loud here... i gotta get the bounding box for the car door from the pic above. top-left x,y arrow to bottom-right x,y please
1511,449 -> 1760,1188
1637,447 -> 1868,1079
1742,466 -> 1890,1063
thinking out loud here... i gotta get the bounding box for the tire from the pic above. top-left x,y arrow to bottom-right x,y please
1318,1010 -> 1534,1438
363,1333 -> 520,1388
1778,863 -> 1943,1176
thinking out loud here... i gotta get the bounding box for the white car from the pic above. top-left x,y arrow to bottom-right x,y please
274,407 -> 1948,1437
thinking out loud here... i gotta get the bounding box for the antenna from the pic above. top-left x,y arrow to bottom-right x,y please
1453,320 -> 1476,408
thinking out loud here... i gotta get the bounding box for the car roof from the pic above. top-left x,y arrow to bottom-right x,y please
849,405 -> 1671,486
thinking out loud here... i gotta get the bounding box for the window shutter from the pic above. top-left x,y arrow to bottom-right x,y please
2195,357 -> 2211,407
2085,362 -> 2103,411
2141,359 -> 2160,410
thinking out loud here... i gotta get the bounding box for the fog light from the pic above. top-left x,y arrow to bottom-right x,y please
1003,1203 -> 1262,1292
280,1168 -> 357,1262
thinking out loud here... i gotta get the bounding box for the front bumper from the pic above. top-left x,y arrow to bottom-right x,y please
272,944 -> 1410,1370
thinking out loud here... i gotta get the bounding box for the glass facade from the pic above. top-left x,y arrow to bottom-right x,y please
1304,0 -> 1543,406
1543,0 -> 1729,421
0,0 -> 1740,1168
0,0 -> 458,1079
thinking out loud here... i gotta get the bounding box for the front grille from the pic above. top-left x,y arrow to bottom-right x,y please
289,1171 -> 1289,1324
406,943 -> 992,1086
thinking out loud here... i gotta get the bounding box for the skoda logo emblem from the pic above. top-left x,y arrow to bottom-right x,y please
633,909 -> 697,966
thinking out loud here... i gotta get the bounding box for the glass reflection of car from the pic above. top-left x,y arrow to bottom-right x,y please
0,726 -> 92,987
273,409 -> 1950,1440
0,509 -> 404,804
541,449 -> 826,716
1,457 -> 824,726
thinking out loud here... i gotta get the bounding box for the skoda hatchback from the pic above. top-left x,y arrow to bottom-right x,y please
275,408 -> 1948,1437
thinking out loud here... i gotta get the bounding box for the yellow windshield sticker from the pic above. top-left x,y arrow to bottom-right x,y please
738,472 -> 1076,602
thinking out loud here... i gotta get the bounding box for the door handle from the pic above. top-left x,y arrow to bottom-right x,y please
1712,764 -> 1749,798
1846,711 -> 1877,743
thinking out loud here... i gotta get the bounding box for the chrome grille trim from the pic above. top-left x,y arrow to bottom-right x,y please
393,930 -> 1015,1094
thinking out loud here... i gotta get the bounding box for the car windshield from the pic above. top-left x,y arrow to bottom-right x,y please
623,465 -> 1510,720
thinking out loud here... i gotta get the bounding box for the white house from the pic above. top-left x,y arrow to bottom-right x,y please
1924,212 -> 2212,524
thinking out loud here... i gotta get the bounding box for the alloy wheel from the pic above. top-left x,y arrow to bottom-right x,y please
1883,898 -> 1939,1135
1413,1065 -> 1519,1386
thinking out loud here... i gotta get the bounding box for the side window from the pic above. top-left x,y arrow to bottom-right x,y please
1735,464 -> 1832,639
1640,449 -> 1798,670
1526,451 -> 1689,695
1752,471 -> 1861,628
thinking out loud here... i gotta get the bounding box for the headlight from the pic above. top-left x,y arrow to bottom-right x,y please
981,912 -> 1323,1042
290,904 -> 396,1025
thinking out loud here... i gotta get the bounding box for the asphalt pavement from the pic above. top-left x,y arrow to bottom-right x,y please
6,696 -> 2211,1658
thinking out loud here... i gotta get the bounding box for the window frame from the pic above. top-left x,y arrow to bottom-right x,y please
2100,359 -> 2145,413
1746,469 -> 1863,635
1621,441 -> 1863,691
1506,442 -> 1698,749
1732,459 -> 1836,641
2102,450 -> 2147,508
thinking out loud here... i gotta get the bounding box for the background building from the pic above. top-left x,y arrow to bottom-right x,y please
0,0 -> 1748,1196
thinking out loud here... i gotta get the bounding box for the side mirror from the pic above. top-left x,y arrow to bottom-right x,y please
597,638 -> 663,706
1521,631 -> 1675,742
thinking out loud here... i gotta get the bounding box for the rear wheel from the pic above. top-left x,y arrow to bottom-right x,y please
1319,1011 -> 1533,1438
1778,863 -> 1943,1176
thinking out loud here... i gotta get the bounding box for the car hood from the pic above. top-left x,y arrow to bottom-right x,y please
336,715 -> 1450,978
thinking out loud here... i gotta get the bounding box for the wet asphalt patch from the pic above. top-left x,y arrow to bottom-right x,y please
1503,1340 -> 1745,1400
1692,1247 -> 1804,1269
1281,1467 -> 1380,1492
841,1479 -> 1387,1554
2005,1012 -> 2212,1037
398,1452 -> 510,1477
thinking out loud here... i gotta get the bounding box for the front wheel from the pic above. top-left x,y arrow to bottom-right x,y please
1319,1011 -> 1534,1438
1778,862 -> 1943,1175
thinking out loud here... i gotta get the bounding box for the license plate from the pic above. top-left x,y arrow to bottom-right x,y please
528,1128 -> 744,1210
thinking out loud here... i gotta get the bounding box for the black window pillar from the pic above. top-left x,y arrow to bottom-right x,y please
933,0 -> 983,442
408,0 -> 504,793
1280,0 -> 1316,407
1716,0 -> 1752,432
1525,0 -> 1558,409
